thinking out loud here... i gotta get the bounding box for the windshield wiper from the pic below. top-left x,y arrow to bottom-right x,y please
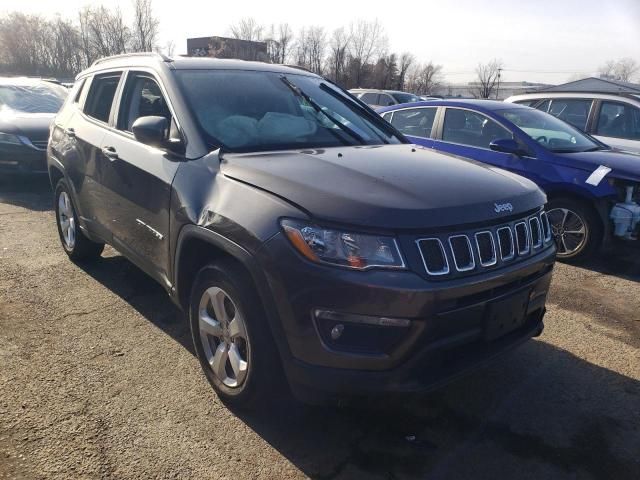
319,83 -> 395,144
279,76 -> 366,145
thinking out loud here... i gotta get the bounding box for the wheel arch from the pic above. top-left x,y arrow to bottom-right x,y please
544,185 -> 609,230
173,224 -> 293,364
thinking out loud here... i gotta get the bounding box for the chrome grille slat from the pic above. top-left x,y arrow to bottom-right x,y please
475,231 -> 497,266
416,238 -> 449,276
514,222 -> 530,255
448,235 -> 475,272
529,217 -> 542,248
497,226 -> 515,261
417,210 -> 551,277
540,211 -> 552,242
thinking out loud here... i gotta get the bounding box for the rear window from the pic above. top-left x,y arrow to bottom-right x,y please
84,73 -> 122,123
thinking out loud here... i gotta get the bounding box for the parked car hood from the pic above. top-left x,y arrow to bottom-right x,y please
556,149 -> 640,183
0,111 -> 55,142
221,145 -> 545,229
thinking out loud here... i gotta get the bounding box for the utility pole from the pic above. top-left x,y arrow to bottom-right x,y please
495,67 -> 502,100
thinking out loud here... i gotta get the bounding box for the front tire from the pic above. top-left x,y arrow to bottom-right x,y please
546,197 -> 602,262
54,180 -> 104,261
189,261 -> 283,409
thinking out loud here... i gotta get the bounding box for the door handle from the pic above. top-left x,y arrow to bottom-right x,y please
64,128 -> 76,138
101,146 -> 119,160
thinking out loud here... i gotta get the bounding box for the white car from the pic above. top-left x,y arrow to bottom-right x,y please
505,92 -> 640,154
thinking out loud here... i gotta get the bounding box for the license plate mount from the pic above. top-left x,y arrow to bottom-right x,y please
484,289 -> 531,341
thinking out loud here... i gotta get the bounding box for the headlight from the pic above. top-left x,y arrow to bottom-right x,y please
281,219 -> 405,270
0,132 -> 22,145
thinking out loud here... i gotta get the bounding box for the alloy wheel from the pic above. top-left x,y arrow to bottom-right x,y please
58,191 -> 76,250
547,207 -> 587,257
198,286 -> 250,389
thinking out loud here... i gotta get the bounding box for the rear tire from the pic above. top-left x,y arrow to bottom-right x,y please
189,261 -> 284,409
54,179 -> 104,261
546,197 -> 602,262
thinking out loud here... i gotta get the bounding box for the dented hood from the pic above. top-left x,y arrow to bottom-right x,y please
221,144 -> 546,229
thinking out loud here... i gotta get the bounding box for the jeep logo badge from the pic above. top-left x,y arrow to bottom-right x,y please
494,202 -> 513,213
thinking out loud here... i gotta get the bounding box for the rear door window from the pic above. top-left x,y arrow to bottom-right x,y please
378,94 -> 396,107
359,92 -> 379,105
546,98 -> 592,130
84,73 -> 122,123
390,107 -> 437,138
442,108 -> 512,149
596,101 -> 640,140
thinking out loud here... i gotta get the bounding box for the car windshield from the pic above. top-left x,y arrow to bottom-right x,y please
391,92 -> 421,104
0,82 -> 67,114
499,107 -> 602,153
176,70 -> 403,153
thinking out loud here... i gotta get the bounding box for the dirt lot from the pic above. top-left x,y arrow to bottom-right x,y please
1,177 -> 639,480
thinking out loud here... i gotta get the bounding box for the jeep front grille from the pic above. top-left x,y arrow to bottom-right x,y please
416,209 -> 552,278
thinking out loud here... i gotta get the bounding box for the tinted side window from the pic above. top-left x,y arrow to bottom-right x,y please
534,99 -> 551,113
514,99 -> 536,107
442,109 -> 512,149
378,94 -> 396,107
360,93 -> 379,105
390,108 -> 437,137
117,73 -> 171,132
547,98 -> 592,130
596,101 -> 640,140
84,73 -> 122,123
73,79 -> 86,104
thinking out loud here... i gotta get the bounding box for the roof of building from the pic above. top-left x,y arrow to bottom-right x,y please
537,77 -> 640,94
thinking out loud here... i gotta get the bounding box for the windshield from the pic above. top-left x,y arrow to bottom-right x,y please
499,107 -> 602,153
176,70 -> 403,153
391,92 -> 421,104
0,82 -> 67,114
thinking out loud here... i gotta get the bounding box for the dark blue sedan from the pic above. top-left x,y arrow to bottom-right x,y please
378,100 -> 640,260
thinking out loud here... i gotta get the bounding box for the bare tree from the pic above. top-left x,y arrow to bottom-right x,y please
265,23 -> 293,64
373,53 -> 397,89
78,6 -> 131,64
132,0 -> 159,52
471,59 -> 503,99
599,57 -> 639,82
407,61 -> 443,95
294,26 -> 326,75
326,27 -> 350,85
348,20 -> 387,87
230,17 -> 263,42
396,52 -> 414,91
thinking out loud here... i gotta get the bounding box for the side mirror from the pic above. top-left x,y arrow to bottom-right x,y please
132,116 -> 168,148
489,138 -> 523,156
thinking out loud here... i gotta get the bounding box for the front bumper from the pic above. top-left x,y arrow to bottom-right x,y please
258,233 -> 555,401
0,144 -> 47,174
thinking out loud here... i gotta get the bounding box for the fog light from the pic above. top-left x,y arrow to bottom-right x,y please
330,324 -> 344,340
314,309 -> 411,354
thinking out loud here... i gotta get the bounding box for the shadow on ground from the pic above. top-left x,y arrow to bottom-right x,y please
0,175 -> 52,212
4,176 -> 640,478
74,252 -> 640,480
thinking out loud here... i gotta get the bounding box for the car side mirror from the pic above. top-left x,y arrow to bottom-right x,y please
132,116 -> 169,148
489,138 -> 523,156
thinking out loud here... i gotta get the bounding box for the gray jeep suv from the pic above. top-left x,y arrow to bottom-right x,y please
48,53 -> 555,407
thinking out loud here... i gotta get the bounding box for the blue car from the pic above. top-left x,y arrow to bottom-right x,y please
378,100 -> 640,260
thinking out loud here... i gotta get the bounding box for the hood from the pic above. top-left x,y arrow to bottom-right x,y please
221,145 -> 545,229
556,149 -> 640,183
0,111 -> 55,142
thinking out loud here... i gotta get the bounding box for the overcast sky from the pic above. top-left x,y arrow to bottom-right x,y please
6,0 -> 640,84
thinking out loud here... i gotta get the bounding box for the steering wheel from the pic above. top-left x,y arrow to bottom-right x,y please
535,135 -> 548,144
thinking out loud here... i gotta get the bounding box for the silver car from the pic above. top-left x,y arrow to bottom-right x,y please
505,92 -> 640,154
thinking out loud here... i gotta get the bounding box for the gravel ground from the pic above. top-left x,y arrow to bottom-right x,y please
1,176 -> 639,480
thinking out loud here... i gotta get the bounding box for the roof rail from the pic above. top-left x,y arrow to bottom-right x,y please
279,64 -> 314,74
91,52 -> 173,67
